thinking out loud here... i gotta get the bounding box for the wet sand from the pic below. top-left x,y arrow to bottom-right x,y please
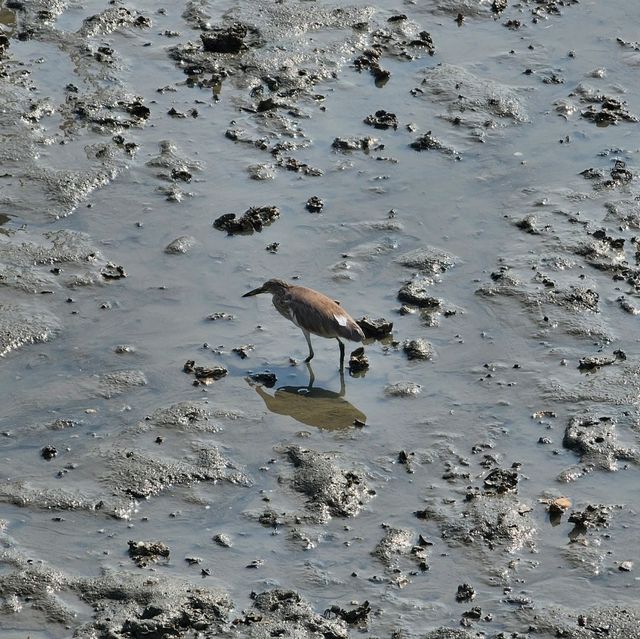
1,0 -> 639,637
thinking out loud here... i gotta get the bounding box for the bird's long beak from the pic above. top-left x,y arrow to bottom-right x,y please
242,285 -> 266,297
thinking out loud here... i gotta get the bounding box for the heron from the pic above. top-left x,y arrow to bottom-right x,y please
242,278 -> 365,369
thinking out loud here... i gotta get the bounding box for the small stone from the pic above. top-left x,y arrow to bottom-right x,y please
41,445 -> 57,460
165,235 -> 196,254
213,206 -> 280,235
364,109 -> 398,130
232,345 -> 253,359
306,196 -> 324,213
349,347 -> 369,374
100,263 -> 126,279
456,583 -> 475,602
213,533 -> 233,548
248,371 -> 277,387
548,496 -> 571,514
384,382 -> 421,397
201,23 -> 248,54
403,338 -> 433,361
114,344 -> 135,354
619,560 -> 633,572
128,540 -> 170,567
398,279 -> 441,308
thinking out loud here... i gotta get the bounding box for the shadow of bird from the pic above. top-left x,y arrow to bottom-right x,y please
246,364 -> 366,430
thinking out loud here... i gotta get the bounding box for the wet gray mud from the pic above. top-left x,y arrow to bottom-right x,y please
1,0 -> 640,637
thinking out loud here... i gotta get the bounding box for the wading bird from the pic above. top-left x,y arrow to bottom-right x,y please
242,278 -> 365,369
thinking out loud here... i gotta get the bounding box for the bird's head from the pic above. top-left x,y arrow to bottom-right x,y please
242,278 -> 290,297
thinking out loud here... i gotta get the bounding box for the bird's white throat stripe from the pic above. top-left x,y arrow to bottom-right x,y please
334,313 -> 349,327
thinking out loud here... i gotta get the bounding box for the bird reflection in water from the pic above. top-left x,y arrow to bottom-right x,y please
247,364 -> 366,431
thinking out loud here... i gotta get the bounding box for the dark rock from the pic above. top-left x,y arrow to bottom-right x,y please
409,31 -> 435,53
183,360 -> 227,384
515,214 -> 546,234
483,468 -> 519,494
201,23 -> 248,54
213,533 -> 232,548
456,583 -> 476,602
568,504 -> 617,531
232,345 -> 253,359
256,97 -> 282,112
348,346 -> 369,374
577,352 -> 623,370
356,316 -> 393,339
167,107 -> 186,118
100,263 -> 127,279
364,110 -> 398,130
183,360 -> 195,373
581,98 -> 638,126
126,101 -> 150,120
194,366 -> 228,382
248,371 -> 277,387
306,196 -> 324,213
398,279 -> 441,308
462,606 -> 483,619
332,136 -> 377,152
492,0 -> 508,13
277,157 -> 323,176
610,159 -> 633,183
213,206 -> 280,235
41,445 -> 57,460
127,540 -> 170,567
353,48 -> 390,87
324,600 -> 371,625
403,338 -> 433,361
171,169 -> 192,182
410,131 -> 457,156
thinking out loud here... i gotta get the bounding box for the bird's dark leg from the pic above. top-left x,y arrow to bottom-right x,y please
338,338 -> 345,371
305,361 -> 315,389
302,329 -> 314,363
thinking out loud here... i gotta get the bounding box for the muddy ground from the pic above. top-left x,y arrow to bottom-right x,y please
0,0 -> 639,637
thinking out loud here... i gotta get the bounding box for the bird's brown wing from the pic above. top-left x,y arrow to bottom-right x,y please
287,286 -> 364,341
